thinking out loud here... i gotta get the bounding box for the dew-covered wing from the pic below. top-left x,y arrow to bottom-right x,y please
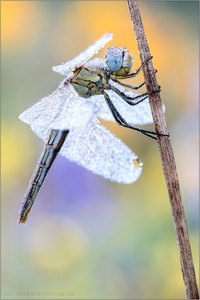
60,118 -> 142,184
83,57 -> 107,71
19,84 -> 96,131
26,119 -> 142,184
52,32 -> 113,80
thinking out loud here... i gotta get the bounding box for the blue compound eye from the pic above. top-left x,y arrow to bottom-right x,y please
105,47 -> 123,72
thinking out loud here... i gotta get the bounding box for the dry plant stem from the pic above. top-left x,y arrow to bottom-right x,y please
127,0 -> 199,299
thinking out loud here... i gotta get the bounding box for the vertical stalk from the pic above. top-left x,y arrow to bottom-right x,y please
127,0 -> 199,299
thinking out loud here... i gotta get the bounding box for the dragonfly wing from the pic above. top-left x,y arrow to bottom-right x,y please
52,32 -> 113,79
19,84 -> 96,131
60,118 -> 142,184
83,57 -> 107,71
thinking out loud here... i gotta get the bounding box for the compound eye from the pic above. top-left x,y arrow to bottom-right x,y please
105,47 -> 123,72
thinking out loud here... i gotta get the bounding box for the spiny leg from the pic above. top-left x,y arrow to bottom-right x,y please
104,92 -> 157,140
110,79 -> 146,90
109,69 -> 158,91
109,83 -> 161,106
115,56 -> 153,80
109,83 -> 149,106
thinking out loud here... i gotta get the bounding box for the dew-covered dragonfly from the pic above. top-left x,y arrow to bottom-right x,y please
18,32 -> 159,224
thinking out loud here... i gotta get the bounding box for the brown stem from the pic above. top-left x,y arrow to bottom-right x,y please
127,0 -> 199,299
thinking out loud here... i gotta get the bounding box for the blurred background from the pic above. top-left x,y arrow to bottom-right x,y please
1,1 -> 199,299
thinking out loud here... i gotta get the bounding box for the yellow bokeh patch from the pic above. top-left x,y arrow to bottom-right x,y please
26,217 -> 88,273
2,124 -> 34,181
1,1 -> 40,51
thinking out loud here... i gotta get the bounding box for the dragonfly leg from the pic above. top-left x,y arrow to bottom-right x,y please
115,56 -> 153,80
123,67 -> 158,79
110,79 -> 146,90
110,68 -> 157,90
109,83 -> 161,106
110,69 -> 158,90
18,130 -> 69,224
104,92 -> 158,140
108,83 -> 149,106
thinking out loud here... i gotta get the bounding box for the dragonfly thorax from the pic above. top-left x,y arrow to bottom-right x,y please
70,47 -> 134,98
71,67 -> 109,98
105,47 -> 134,77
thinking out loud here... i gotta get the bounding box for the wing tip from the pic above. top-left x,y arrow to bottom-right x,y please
120,158 -> 143,184
52,64 -> 66,75
52,32 -> 113,75
18,112 -> 25,122
104,32 -> 113,40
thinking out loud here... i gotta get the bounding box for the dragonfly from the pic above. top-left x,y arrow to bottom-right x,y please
18,32 -> 160,224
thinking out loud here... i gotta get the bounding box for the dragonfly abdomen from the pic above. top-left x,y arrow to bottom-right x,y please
18,130 -> 69,224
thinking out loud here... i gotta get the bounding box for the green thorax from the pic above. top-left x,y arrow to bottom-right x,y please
71,67 -> 109,98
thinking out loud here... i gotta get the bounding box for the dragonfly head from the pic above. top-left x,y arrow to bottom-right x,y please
105,47 -> 134,76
